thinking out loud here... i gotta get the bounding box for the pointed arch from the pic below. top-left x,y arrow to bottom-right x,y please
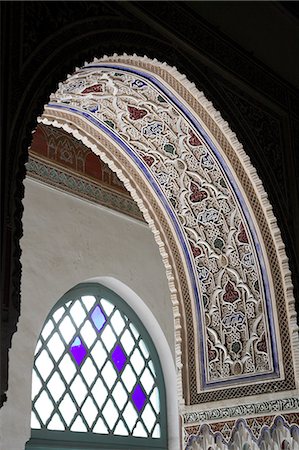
40,55 -> 298,406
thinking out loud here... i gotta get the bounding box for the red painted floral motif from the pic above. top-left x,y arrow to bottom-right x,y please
141,154 -> 155,167
223,281 -> 239,303
82,84 -> 103,94
189,130 -> 202,146
128,106 -> 147,120
190,182 -> 208,202
237,222 -> 248,243
189,240 -> 202,257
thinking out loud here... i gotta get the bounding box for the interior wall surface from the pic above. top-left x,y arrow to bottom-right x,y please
0,177 -> 176,450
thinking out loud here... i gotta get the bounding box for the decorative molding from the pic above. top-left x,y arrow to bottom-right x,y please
39,54 -> 298,405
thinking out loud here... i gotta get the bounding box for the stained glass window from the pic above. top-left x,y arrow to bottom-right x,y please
28,283 -> 167,450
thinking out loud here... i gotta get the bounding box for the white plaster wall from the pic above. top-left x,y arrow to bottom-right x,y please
0,178 -> 178,450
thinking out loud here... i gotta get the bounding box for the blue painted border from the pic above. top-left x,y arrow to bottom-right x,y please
47,63 -> 280,387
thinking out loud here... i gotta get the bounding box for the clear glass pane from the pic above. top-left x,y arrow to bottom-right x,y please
59,393 -> 77,426
133,421 -> 148,437
70,374 -> 88,406
101,299 -> 114,316
70,300 -> 86,327
59,354 -> 76,383
101,361 -> 117,389
31,411 -> 41,429
140,367 -> 154,394
91,340 -> 107,370
110,310 -> 125,336
81,397 -> 98,427
129,323 -> 139,340
101,325 -> 116,352
130,348 -> 145,375
47,332 -> 65,362
93,417 -> 108,434
47,413 -> 65,431
31,370 -> 42,399
152,423 -> 161,438
81,320 -> 97,348
35,350 -> 54,381
47,372 -> 65,402
121,329 -> 135,355
71,416 -> 87,432
102,399 -> 118,430
112,382 -> 128,410
150,387 -> 160,414
82,295 -> 96,312
122,402 -> 138,432
139,339 -> 149,359
141,404 -> 156,433
34,391 -> 54,424
148,360 -> 156,377
41,320 -> 54,341
91,378 -> 108,409
52,307 -> 65,324
34,340 -> 42,356
59,316 -> 76,344
114,419 -> 128,436
81,357 -> 97,386
121,365 -> 136,392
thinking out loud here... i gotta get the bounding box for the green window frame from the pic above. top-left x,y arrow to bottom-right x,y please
26,283 -> 167,450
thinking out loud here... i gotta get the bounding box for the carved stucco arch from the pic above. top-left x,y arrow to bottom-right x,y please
39,54 -> 299,408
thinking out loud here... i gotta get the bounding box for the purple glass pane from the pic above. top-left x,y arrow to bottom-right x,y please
111,345 -> 127,372
132,384 -> 146,411
90,305 -> 106,331
70,336 -> 86,365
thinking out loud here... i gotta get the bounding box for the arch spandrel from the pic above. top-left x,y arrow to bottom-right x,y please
40,55 -> 298,406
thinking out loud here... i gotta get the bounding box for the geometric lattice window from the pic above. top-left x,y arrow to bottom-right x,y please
27,283 -> 167,450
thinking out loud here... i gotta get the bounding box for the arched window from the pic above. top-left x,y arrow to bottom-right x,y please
26,283 -> 167,450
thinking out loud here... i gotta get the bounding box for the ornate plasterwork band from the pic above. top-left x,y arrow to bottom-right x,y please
40,55 -> 298,405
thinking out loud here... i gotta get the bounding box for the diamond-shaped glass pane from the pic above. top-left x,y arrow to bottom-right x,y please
70,375 -> 88,406
121,365 -> 136,392
101,299 -> 114,316
91,340 -> 107,370
41,320 -> 54,341
81,397 -> 98,427
81,320 -> 97,348
59,393 -> 76,426
31,370 -> 42,399
81,357 -> 97,386
150,387 -> 160,414
102,399 -> 118,430
47,372 -> 65,402
133,421 -> 147,437
52,307 -> 65,324
35,350 -> 54,381
34,391 -> 54,424
122,402 -> 138,432
101,361 -> 117,389
112,382 -> 128,410
110,310 -> 125,336
59,316 -> 76,344
101,325 -> 116,351
139,339 -> 149,359
48,413 -> 65,431
82,295 -> 96,311
112,345 -> 126,372
70,300 -> 86,327
90,305 -> 106,331
31,411 -> 41,429
59,354 -> 76,383
91,378 -> 107,409
152,423 -> 161,438
142,403 -> 156,433
121,329 -> 135,355
70,336 -> 86,365
132,384 -> 146,411
47,332 -> 65,362
93,417 -> 108,434
129,323 -> 139,340
140,367 -> 154,394
130,348 -> 145,375
114,419 -> 128,436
